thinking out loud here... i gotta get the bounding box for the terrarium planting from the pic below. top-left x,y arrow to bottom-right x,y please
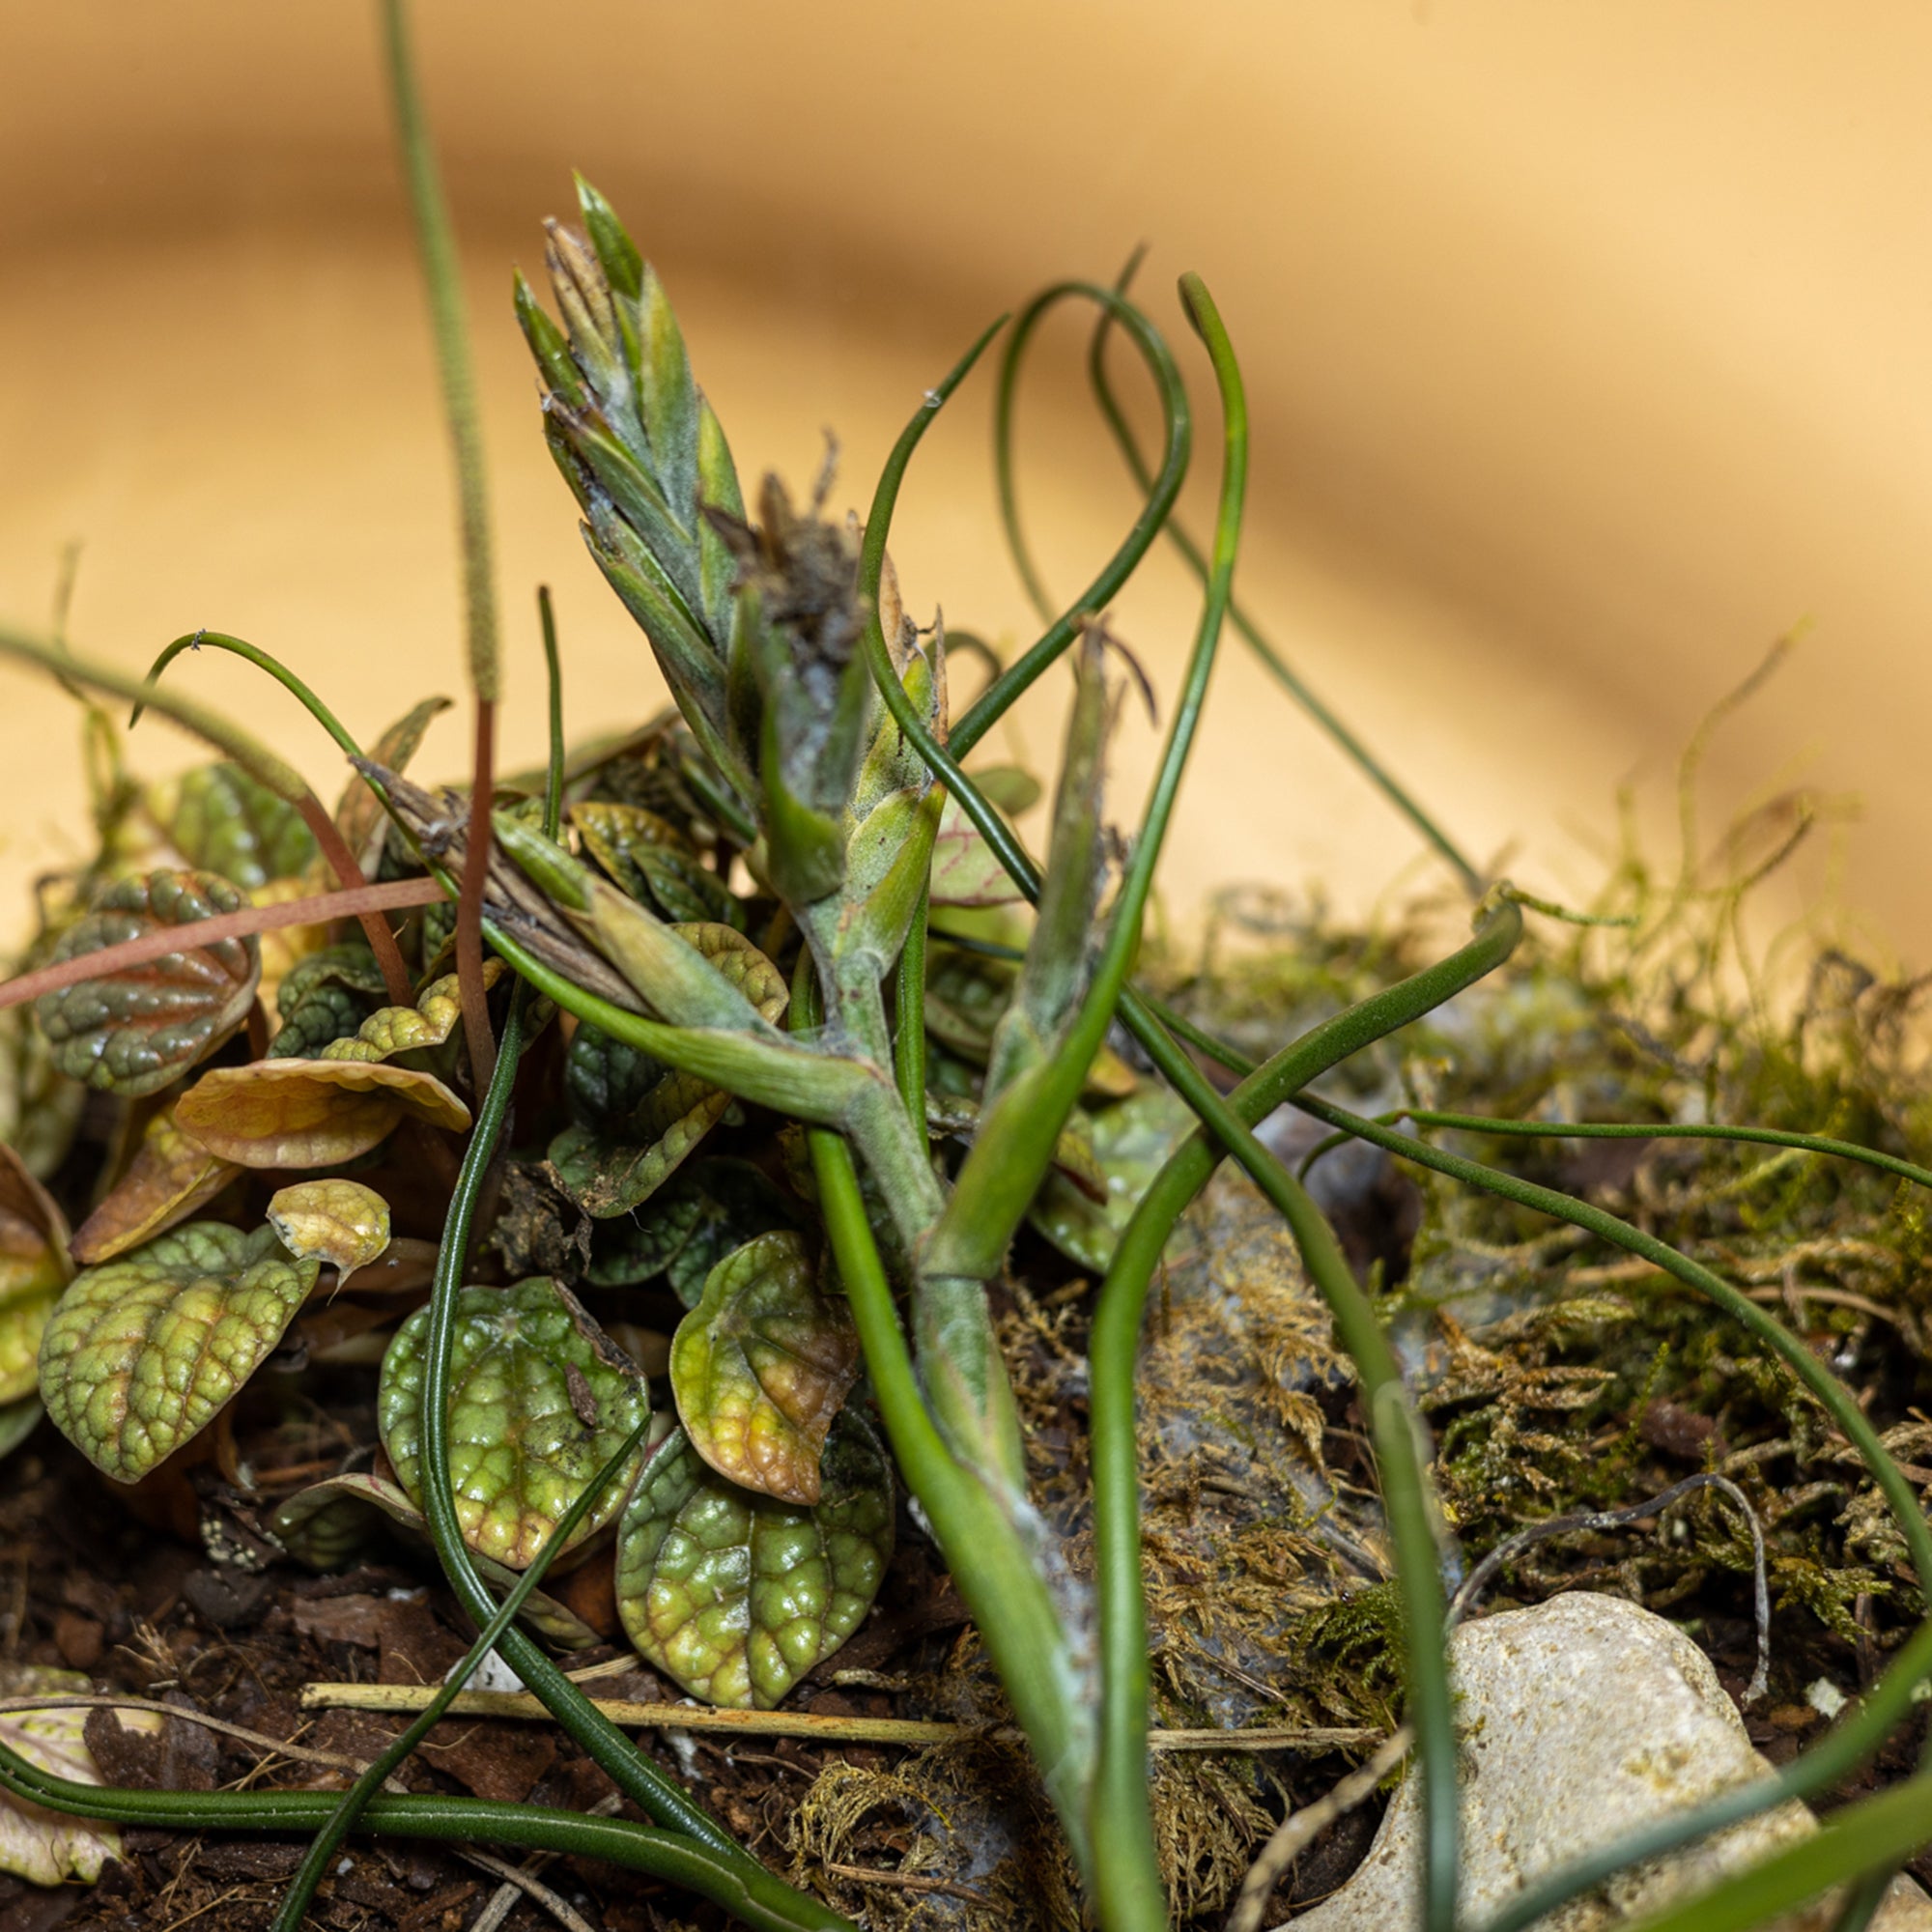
1,5 -> 1931,1930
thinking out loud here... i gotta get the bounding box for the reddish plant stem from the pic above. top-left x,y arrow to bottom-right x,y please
0,879 -> 445,1011
295,796 -> 415,1007
457,699 -> 497,1093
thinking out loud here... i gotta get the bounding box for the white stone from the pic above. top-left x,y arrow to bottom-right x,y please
1284,1592 -> 1932,1931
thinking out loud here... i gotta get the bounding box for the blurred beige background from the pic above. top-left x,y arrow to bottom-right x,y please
1,3 -> 1928,963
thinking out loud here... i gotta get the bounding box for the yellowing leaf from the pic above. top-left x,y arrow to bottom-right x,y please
669,1232 -> 859,1505
71,1108 -> 240,1265
320,961 -> 503,1065
175,1059 -> 470,1167
0,1142 -> 71,1305
34,869 -> 261,1098
39,1221 -> 319,1482
267,1179 -> 391,1286
0,1663 -> 140,1884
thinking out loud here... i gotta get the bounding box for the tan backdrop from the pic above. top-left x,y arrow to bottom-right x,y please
1,3 -> 1927,964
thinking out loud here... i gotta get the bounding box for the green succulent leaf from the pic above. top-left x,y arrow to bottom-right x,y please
270,979 -> 376,1059
379,1276 -> 650,1570
614,1413 -> 893,1708
35,869 -> 262,1098
1029,1085 -> 1200,1273
670,1231 -> 861,1505
160,762 -> 318,890
39,1221 -> 319,1483
548,934 -> 790,1220
270,1469 -> 601,1649
571,800 -> 737,925
0,1292 -> 55,1407
584,1173 -> 709,1289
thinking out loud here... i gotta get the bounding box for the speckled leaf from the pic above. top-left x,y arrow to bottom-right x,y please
0,1663 -> 131,1883
162,762 -> 317,890
71,1108 -> 240,1265
928,789 -> 1028,908
334,696 -> 453,868
35,870 -> 261,1098
670,1232 -> 859,1505
270,1470 -> 600,1648
321,962 -> 503,1066
572,801 -> 736,924
39,1221 -> 319,1482
175,1059 -> 470,1168
614,1414 -> 893,1708
0,1142 -> 71,1306
379,1277 -> 649,1570
277,944 -> 391,1014
267,1179 -> 391,1285
1029,1086 -> 1199,1273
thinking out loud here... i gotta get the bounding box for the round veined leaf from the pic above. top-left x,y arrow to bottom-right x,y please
175,1058 -> 470,1167
270,944 -> 388,1059
270,1469 -> 601,1650
379,1277 -> 649,1570
670,1231 -> 860,1504
333,695 -> 453,870
614,1414 -> 894,1709
160,761 -> 318,891
39,1221 -> 319,1482
0,1142 -> 71,1305
267,1179 -> 391,1286
664,1160 -> 806,1309
70,1107 -> 240,1265
34,869 -> 262,1098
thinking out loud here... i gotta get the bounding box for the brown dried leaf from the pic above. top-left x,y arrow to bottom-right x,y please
71,1108 -> 240,1265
